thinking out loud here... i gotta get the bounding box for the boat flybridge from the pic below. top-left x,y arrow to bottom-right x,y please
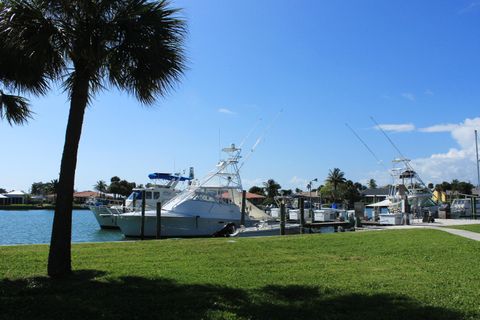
116,144 -> 251,237
90,172 -> 191,229
376,158 -> 438,225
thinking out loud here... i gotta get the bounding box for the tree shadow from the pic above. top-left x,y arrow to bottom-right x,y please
0,270 -> 466,320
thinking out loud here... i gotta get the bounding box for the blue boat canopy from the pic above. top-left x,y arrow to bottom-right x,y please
148,173 -> 191,181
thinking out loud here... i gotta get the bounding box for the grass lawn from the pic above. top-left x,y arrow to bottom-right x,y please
444,224 -> 480,234
1,229 -> 479,320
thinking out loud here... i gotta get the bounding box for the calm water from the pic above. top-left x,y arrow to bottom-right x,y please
0,210 -> 124,245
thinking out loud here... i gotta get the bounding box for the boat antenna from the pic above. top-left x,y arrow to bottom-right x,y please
345,123 -> 386,169
218,128 -> 221,161
239,108 -> 283,170
370,116 -> 406,159
239,117 -> 262,149
475,129 -> 480,188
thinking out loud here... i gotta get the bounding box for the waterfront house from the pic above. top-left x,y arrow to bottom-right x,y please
4,190 -> 27,205
0,194 -> 8,205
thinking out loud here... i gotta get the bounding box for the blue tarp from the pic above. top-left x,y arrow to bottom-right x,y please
148,173 -> 191,181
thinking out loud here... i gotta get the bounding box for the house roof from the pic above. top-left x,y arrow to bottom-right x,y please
73,191 -> 100,198
245,192 -> 265,199
5,190 -> 26,196
292,191 -> 322,199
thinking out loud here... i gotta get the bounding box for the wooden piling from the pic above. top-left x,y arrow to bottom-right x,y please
300,198 -> 305,234
140,190 -> 146,240
280,202 -> 286,235
240,190 -> 246,226
156,202 -> 162,239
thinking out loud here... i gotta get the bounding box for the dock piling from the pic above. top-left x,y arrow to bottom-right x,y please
300,198 -> 305,234
241,190 -> 246,226
156,202 -> 161,239
280,202 -> 286,235
140,190 -> 146,240
122,198 -> 126,213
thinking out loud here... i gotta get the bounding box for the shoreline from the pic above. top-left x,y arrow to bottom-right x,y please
0,205 -> 90,211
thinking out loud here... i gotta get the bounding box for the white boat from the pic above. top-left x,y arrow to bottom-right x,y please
116,144 -> 250,237
236,222 -> 301,237
90,173 -> 190,229
451,198 -> 480,218
374,158 -> 438,225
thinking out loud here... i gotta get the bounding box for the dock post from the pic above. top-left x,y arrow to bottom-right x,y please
280,202 -> 286,235
156,202 -> 162,239
300,198 -> 305,234
122,198 -> 126,213
141,190 -> 146,240
241,190 -> 246,226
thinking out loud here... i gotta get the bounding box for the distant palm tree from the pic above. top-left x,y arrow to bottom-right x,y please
326,168 -> 346,201
0,0 -> 186,278
94,180 -> 108,195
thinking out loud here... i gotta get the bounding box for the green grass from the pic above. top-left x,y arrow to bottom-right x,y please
444,224 -> 480,234
1,229 -> 479,319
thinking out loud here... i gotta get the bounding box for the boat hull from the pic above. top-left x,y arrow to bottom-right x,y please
117,213 -> 241,238
90,206 -> 120,229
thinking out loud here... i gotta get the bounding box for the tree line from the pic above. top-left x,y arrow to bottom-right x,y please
248,168 -> 369,208
94,177 -> 137,198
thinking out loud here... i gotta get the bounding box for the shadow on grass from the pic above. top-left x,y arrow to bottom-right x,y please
0,270 -> 465,320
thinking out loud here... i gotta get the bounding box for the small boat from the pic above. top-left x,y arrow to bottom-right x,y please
117,144 -> 252,237
89,173 -> 190,229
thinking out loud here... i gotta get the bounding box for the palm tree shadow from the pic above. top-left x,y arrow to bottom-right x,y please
0,270 -> 466,320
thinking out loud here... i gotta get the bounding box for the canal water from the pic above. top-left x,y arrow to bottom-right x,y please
0,210 -> 124,245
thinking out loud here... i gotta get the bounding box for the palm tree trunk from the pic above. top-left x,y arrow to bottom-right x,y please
48,73 -> 89,278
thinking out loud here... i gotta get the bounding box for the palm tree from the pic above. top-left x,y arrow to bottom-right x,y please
0,0 -> 186,278
326,168 -> 346,201
94,180 -> 108,195
368,179 -> 377,189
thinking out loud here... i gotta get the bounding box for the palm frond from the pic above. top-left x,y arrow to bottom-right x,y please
0,0 -> 65,94
0,91 -> 33,125
106,0 -> 187,104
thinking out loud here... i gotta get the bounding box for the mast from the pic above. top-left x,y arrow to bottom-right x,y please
476,130 -> 480,188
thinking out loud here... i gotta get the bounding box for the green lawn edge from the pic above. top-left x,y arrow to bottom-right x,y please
1,229 -> 479,320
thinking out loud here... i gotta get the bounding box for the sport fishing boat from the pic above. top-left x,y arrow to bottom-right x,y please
116,144 -> 250,237
90,172 -> 191,229
374,158 -> 438,225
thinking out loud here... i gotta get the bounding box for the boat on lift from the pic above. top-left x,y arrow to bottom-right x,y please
89,172 -> 191,229
116,144 -> 250,237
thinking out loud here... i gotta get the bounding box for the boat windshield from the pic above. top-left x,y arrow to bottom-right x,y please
191,188 -> 234,204
127,191 -> 143,201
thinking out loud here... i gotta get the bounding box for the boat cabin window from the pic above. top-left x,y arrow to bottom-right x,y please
154,192 -> 160,199
145,191 -> 152,199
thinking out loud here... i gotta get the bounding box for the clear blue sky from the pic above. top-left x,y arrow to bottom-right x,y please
2,0 -> 480,192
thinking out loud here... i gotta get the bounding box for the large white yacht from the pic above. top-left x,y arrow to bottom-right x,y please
90,173 -> 191,229
374,158 -> 438,225
116,144 -> 249,237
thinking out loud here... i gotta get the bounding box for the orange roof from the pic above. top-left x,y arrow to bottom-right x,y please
73,191 -> 99,198
246,192 -> 265,199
